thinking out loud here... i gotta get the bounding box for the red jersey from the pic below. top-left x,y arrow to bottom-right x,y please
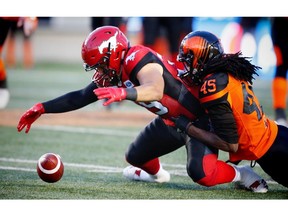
199,72 -> 278,161
121,45 -> 205,126
0,17 -> 20,21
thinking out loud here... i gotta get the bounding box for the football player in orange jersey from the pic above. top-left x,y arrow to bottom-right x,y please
18,26 -> 268,192
0,17 -> 37,109
175,30 -> 288,188
271,17 -> 288,127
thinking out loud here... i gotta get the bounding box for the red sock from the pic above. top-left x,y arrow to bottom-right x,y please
197,154 -> 236,186
138,158 -> 160,175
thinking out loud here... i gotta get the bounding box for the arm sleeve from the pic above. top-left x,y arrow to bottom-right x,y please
206,102 -> 239,144
42,82 -> 98,113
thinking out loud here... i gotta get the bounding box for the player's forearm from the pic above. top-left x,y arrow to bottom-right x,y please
186,124 -> 238,152
43,83 -> 97,113
43,92 -> 93,113
134,84 -> 163,102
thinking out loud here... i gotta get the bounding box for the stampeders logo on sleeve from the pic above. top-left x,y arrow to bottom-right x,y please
125,50 -> 140,65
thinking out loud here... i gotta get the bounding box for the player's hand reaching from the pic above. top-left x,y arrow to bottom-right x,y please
94,87 -> 127,106
172,115 -> 211,133
17,103 -> 45,133
172,115 -> 192,133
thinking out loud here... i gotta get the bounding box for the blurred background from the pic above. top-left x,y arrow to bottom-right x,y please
2,17 -> 275,79
1,17 -> 288,201
0,17 -> 284,120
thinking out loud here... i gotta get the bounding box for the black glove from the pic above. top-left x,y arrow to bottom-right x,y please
193,115 -> 211,131
172,115 -> 192,133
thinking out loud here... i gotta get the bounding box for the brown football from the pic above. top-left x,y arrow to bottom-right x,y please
37,153 -> 64,183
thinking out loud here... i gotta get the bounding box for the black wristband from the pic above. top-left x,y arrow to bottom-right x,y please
125,88 -> 137,101
175,115 -> 191,133
185,122 -> 193,133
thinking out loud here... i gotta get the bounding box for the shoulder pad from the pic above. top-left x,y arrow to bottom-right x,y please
199,72 -> 229,98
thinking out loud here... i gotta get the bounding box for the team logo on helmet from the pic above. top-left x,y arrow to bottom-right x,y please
98,32 -> 118,54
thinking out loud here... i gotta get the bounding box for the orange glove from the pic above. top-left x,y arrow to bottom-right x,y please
17,103 -> 45,133
94,87 -> 127,106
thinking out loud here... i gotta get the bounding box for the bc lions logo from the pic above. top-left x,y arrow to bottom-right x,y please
125,50 -> 140,65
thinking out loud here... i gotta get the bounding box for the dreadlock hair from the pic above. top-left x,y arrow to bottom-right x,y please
202,51 -> 260,84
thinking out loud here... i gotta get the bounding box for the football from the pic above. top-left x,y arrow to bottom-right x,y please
37,153 -> 64,183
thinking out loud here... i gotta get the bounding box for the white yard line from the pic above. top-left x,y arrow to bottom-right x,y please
0,166 -> 35,172
0,157 -> 187,176
0,157 -> 278,184
35,125 -> 139,137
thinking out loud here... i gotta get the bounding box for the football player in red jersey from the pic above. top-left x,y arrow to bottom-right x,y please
175,30 -> 288,188
17,26 -> 267,192
0,17 -> 37,108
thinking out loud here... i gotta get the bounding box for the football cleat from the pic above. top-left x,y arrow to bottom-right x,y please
236,165 -> 268,193
248,179 -> 269,193
123,165 -> 170,183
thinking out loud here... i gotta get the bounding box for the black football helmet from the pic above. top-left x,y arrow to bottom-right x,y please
177,31 -> 224,85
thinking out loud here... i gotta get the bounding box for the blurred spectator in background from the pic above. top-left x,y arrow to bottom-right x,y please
0,17 -> 37,109
240,17 -> 260,34
142,17 -> 192,68
271,17 -> 288,126
224,17 -> 261,56
238,17 -> 260,56
91,17 -> 127,33
5,17 -> 38,69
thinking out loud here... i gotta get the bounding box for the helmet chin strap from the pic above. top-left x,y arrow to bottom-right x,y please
116,65 -> 123,87
116,48 -> 129,87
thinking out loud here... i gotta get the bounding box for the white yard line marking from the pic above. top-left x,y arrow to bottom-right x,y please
0,166 -> 35,172
0,157 -> 277,184
0,157 -> 187,176
35,125 -> 139,137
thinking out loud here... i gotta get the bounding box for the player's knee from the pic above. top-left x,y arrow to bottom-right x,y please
196,175 -> 217,187
186,160 -> 204,182
125,148 -> 141,166
125,150 -> 134,165
186,159 -> 217,187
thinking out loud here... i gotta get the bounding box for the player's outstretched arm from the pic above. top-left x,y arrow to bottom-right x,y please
17,103 -> 45,133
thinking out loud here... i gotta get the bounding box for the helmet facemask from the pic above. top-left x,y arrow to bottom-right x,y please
83,42 -> 122,87
91,66 -> 120,87
177,50 -> 203,86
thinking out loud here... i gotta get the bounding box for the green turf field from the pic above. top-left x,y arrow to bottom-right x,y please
1,63 -> 287,204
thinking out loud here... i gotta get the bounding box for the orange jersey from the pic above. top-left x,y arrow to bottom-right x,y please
199,72 -> 278,161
